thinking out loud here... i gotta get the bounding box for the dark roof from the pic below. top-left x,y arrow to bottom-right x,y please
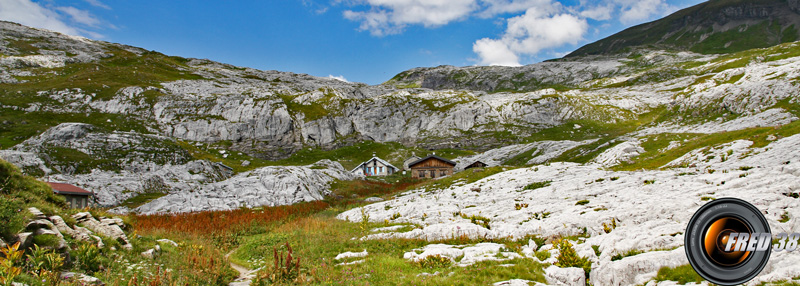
350,156 -> 399,172
468,161 -> 487,166
408,155 -> 456,168
47,182 -> 93,196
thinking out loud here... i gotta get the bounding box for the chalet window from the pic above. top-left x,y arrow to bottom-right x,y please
419,170 -> 425,178
440,170 -> 446,176
430,170 -> 436,178
379,167 -> 383,173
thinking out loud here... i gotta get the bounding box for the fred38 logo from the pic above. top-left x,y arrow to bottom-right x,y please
685,198 -> 799,285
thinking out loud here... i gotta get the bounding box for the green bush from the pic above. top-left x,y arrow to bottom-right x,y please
575,200 -> 590,206
26,245 -> 64,278
555,239 -> 592,279
73,243 -> 103,274
0,198 -> 25,241
523,181 -> 552,190
31,235 -> 61,249
535,250 -> 551,261
416,254 -> 452,269
0,159 -> 66,208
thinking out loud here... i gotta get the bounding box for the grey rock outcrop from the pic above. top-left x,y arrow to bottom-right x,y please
137,159 -> 353,214
545,265 -> 586,286
15,232 -> 33,249
50,216 -> 76,237
28,207 -> 46,219
72,212 -> 132,250
4,122 -> 192,176
590,248 -> 687,286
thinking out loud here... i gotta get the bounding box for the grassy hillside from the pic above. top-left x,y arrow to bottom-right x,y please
567,0 -> 800,57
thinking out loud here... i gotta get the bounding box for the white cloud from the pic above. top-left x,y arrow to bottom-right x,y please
0,0 -> 106,38
328,75 -> 350,82
343,0 -> 477,36
578,3 -> 614,20
0,0 -> 81,35
478,0 -> 558,17
618,0 -> 668,23
473,38 -> 520,66
57,6 -> 101,27
83,0 -> 110,10
593,0 -> 676,24
473,7 -> 587,66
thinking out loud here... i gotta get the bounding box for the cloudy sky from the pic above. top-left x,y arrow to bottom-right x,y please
0,0 -> 705,84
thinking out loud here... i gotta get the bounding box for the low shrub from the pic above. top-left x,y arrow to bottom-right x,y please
416,254 -> 452,269
555,239 -> 591,279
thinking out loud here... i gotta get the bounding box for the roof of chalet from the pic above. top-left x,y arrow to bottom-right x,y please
408,155 -> 457,168
351,156 -> 399,172
47,182 -> 93,196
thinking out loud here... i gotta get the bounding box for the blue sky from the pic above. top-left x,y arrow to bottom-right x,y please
0,0 -> 705,84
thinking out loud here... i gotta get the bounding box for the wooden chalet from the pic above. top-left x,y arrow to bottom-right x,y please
464,160 -> 488,170
351,155 -> 399,177
402,153 -> 421,171
409,155 -> 456,179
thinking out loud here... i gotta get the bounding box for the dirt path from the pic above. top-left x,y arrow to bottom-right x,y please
226,250 -> 255,286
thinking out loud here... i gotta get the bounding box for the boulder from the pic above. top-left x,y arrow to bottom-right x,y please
49,216 -> 76,237
28,207 -> 46,220
72,212 -> 132,250
78,274 -> 104,285
589,248 -> 687,286
72,212 -> 93,222
493,280 -> 544,286
364,197 -> 384,202
15,232 -> 33,249
72,226 -> 94,242
141,245 -> 161,259
545,265 -> 586,286
27,219 -> 64,239
91,235 -> 104,249
156,239 -> 178,247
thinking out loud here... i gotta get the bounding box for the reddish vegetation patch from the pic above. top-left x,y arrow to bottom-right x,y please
132,201 -> 329,236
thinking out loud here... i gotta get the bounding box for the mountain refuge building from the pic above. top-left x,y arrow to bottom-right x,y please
464,160 -> 488,170
47,182 -> 94,208
403,153 -> 422,171
409,155 -> 456,179
351,155 -> 399,177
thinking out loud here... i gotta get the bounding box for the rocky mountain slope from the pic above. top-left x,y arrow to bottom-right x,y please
2,0 -> 800,215
340,131 -> 800,285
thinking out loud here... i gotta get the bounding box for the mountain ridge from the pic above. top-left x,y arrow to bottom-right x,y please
566,0 -> 800,57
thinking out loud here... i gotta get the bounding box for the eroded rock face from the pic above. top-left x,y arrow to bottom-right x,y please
339,133 -> 800,284
545,265 -> 586,286
3,122 -> 192,176
72,212 -> 132,250
590,248 -> 687,286
136,159 -> 354,214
